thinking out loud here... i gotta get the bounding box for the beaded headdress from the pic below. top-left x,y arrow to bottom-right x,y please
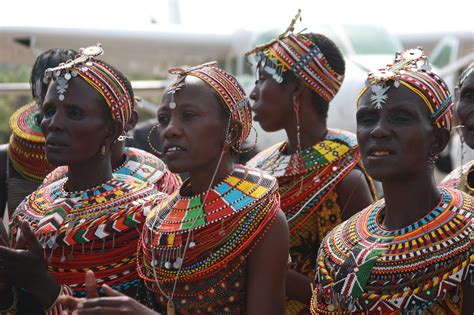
8,102 -> 54,182
43,44 -> 133,129
245,10 -> 344,103
167,62 -> 252,148
358,47 -> 454,129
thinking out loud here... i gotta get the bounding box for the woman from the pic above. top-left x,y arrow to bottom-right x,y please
311,48 -> 473,314
245,12 -> 375,313
440,63 -> 474,194
59,62 -> 290,314
0,49 -> 76,217
0,45 -> 164,314
41,120 -> 181,194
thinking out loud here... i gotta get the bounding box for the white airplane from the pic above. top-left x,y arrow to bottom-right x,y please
1,20 -> 471,151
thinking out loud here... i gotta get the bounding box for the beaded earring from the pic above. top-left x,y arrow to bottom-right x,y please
147,124 -> 162,155
117,131 -> 132,142
293,95 -> 304,169
100,145 -> 106,155
454,125 -> 466,190
427,154 -> 439,165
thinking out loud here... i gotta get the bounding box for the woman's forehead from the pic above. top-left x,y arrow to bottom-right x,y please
358,84 -> 429,113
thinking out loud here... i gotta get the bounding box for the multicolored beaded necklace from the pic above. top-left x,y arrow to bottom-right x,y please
10,174 -> 160,295
42,147 -> 181,195
8,102 -> 54,182
312,187 -> 473,314
137,165 -> 280,314
440,160 -> 474,196
247,129 -> 361,231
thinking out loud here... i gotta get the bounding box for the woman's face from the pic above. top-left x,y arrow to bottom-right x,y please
249,70 -> 294,132
456,72 -> 474,148
156,76 -> 229,174
356,84 -> 436,181
41,76 -> 112,166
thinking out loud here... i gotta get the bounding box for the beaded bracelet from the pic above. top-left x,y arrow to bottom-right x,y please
44,284 -> 69,315
0,288 -> 18,315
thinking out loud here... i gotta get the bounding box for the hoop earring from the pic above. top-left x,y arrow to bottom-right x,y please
147,124 -> 162,155
231,125 -> 259,154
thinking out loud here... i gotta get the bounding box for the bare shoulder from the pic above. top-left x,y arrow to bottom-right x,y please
253,210 -> 289,255
336,167 -> 374,221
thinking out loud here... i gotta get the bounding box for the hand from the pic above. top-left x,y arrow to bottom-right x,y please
0,221 -> 60,307
64,284 -> 159,315
58,271 -> 97,315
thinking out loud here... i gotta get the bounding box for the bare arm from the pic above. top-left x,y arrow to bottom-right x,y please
336,167 -> 374,221
246,210 -> 289,315
286,269 -> 313,305
462,278 -> 474,315
0,145 -> 8,219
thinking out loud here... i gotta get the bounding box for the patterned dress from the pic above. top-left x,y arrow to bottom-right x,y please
440,160 -> 474,196
138,165 -> 281,314
247,129 -> 373,314
311,188 -> 473,314
42,147 -> 181,194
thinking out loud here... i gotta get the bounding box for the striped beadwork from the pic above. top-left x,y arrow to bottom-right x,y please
8,102 -> 54,182
440,161 -> 474,196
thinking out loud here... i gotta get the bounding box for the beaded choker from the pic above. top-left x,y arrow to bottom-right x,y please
312,188 -> 473,314
8,102 -> 54,182
137,165 -> 280,307
42,147 -> 181,194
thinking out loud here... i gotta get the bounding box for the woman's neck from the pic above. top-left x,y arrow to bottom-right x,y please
66,156 -> 113,192
110,141 -> 127,170
284,103 -> 327,154
381,171 -> 440,230
188,155 -> 234,196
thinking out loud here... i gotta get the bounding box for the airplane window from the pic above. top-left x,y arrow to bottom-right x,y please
343,25 -> 403,55
431,45 -> 452,68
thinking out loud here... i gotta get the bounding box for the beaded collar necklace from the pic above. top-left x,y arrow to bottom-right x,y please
138,165 -> 279,313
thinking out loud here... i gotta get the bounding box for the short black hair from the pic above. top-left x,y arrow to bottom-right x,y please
30,49 -> 77,105
283,33 -> 345,120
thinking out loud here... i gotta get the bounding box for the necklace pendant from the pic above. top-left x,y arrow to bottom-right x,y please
167,300 -> 176,315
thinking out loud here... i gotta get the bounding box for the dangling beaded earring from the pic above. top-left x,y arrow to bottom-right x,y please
147,124 -> 162,155
100,145 -> 106,156
455,125 -> 466,190
117,131 -> 132,142
293,95 -> 305,192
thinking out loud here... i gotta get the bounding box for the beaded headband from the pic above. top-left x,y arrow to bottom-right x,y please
245,10 -> 344,103
357,47 -> 454,129
167,62 -> 252,148
43,44 -> 133,129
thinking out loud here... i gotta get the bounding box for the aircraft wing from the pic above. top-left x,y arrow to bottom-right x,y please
0,25 -> 251,77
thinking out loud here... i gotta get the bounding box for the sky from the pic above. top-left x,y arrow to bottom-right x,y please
1,0 -> 472,34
